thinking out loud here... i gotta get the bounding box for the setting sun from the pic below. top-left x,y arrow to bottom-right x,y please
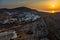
51,4 -> 56,13
49,2 -> 56,9
51,4 -> 56,8
51,10 -> 55,13
48,2 -> 57,13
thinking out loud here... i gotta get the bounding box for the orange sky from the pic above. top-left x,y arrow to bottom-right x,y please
0,0 -> 60,12
25,1 -> 60,12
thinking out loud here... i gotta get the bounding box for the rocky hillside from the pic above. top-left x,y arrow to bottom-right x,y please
0,7 -> 60,40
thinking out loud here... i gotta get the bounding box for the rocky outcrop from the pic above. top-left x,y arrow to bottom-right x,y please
0,31 -> 17,40
0,12 -> 40,24
16,17 -> 48,40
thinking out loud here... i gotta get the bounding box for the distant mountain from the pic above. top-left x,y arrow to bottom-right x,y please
0,7 -> 37,12
13,7 -> 33,11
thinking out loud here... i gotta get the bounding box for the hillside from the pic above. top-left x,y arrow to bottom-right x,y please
0,7 -> 60,40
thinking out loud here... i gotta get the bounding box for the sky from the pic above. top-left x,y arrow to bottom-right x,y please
0,0 -> 60,12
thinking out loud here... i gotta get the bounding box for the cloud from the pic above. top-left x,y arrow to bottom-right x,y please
0,0 -> 29,3
0,0 -> 55,8
0,0 -> 48,4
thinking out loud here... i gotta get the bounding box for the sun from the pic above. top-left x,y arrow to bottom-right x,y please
50,3 -> 56,9
48,1 -> 57,9
51,10 -> 55,13
49,3 -> 56,13
51,4 -> 56,13
51,4 -> 55,8
47,1 -> 59,13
